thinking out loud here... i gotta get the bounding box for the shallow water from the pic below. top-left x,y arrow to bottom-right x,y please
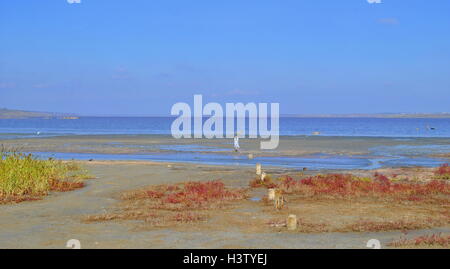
2,117 -> 449,169
158,144 -> 230,152
31,150 -> 447,170
370,144 -> 450,156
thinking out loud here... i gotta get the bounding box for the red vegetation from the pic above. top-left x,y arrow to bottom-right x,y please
251,173 -> 450,201
1,180 -> 85,204
50,180 -> 85,192
124,180 -> 247,210
87,180 -> 247,226
171,212 -> 206,223
435,164 -> 450,179
389,233 -> 450,248
162,181 -> 246,208
344,218 -> 448,232
0,195 -> 42,204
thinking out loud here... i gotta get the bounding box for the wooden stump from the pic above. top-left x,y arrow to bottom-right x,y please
261,172 -> 266,181
256,163 -> 262,176
287,215 -> 297,231
267,188 -> 276,201
274,189 -> 284,210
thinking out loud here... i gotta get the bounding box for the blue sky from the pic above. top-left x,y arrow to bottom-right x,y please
0,0 -> 449,115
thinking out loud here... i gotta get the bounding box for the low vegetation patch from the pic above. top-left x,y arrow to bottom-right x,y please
267,216 -> 449,233
388,233 -> 450,248
435,163 -> 450,180
121,180 -> 247,210
0,150 -> 92,203
342,218 -> 448,233
249,174 -> 277,189
86,180 -> 248,227
251,172 -> 450,203
256,169 -> 449,233
90,167 -> 449,234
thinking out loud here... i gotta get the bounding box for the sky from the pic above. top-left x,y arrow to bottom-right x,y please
0,0 -> 449,115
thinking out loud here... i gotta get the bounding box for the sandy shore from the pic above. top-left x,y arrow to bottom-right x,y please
0,160 -> 448,249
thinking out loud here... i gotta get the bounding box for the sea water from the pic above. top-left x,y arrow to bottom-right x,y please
1,117 -> 449,170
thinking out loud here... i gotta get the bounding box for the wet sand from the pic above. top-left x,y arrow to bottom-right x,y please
1,135 -> 449,172
0,161 -> 448,249
3,134 -> 450,156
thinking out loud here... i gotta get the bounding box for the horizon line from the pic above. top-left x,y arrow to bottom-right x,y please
2,108 -> 450,119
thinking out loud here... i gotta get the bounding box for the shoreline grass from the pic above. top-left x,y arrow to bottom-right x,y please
0,149 -> 93,203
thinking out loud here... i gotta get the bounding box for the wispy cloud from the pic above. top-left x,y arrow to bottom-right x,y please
33,83 -> 53,89
378,18 -> 399,25
0,82 -> 16,89
112,67 -> 132,80
367,0 -> 382,4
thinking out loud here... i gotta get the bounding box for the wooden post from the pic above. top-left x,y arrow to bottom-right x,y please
274,189 -> 284,210
267,188 -> 276,201
287,215 -> 297,231
256,163 -> 262,176
261,172 -> 266,181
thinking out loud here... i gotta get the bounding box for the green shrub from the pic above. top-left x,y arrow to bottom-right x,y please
0,150 -> 92,202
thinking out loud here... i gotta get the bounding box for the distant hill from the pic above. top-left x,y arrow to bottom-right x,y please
0,108 -> 75,119
1,108 -> 449,119
281,113 -> 450,119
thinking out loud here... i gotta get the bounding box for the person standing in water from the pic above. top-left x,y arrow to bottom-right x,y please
233,134 -> 240,152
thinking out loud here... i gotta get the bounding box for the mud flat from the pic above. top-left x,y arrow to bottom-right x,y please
0,161 -> 448,249
1,135 -> 450,171
1,134 -> 450,155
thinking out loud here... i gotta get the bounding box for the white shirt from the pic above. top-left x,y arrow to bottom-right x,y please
233,136 -> 240,149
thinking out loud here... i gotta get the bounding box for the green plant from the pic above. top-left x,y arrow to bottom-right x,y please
0,150 -> 92,203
